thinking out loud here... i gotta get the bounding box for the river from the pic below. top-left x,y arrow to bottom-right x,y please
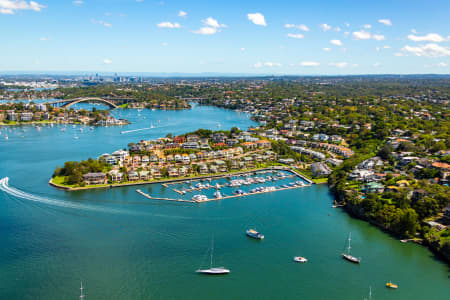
0,104 -> 448,299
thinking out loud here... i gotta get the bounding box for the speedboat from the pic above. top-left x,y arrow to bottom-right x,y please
293,256 -> 308,263
246,229 -> 264,240
386,282 -> 398,289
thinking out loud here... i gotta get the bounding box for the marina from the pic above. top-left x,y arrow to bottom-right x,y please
134,169 -> 312,203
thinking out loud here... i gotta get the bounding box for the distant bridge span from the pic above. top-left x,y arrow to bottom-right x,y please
47,97 -> 120,109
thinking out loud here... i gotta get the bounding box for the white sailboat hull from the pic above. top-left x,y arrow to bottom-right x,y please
196,267 -> 230,275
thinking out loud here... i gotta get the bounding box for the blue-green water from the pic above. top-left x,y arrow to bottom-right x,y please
0,105 -> 448,299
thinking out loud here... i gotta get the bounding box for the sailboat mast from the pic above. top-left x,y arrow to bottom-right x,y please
79,282 -> 84,300
210,235 -> 214,268
347,232 -> 352,254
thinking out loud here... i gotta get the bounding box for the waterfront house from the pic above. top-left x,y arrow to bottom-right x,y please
151,168 -> 162,179
168,167 -> 179,177
128,171 -> 139,181
109,170 -> 123,182
139,171 -> 150,180
311,162 -> 332,176
179,166 -> 188,176
215,160 -> 228,172
198,163 -> 209,174
83,172 -> 107,185
20,112 -> 33,122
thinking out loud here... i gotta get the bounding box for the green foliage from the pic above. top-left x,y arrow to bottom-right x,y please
53,158 -> 109,185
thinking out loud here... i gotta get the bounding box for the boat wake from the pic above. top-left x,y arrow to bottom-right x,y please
0,177 -> 125,214
120,124 -> 169,134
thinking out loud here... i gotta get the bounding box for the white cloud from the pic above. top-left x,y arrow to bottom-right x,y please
178,10 -> 187,17
254,62 -> 281,68
372,34 -> 385,41
300,61 -> 320,67
425,62 -> 448,68
247,13 -> 266,26
329,62 -> 348,68
407,33 -> 446,42
383,45 -> 391,49
411,29 -> 417,34
352,30 -> 371,40
193,27 -> 217,35
39,37 -> 49,41
373,62 -> 381,67
157,21 -> 181,28
241,47 -> 245,52
334,26 -> 341,32
378,19 -> 392,26
287,33 -> 304,39
91,19 -> 112,28
401,43 -> 450,57
202,17 -> 226,28
285,24 -> 309,31
72,0 -> 83,6
330,39 -> 343,46
103,58 -> 112,64
323,47 -> 331,51
161,42 -> 168,46
0,0 -> 46,14
193,17 -> 226,35
320,23 -> 331,31
363,24 -> 371,29
344,22 -> 350,28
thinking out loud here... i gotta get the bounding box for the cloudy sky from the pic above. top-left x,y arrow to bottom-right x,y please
1,0 -> 449,74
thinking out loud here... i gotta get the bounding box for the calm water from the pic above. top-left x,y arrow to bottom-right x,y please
0,105 -> 448,300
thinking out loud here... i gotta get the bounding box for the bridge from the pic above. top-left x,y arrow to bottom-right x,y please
47,97 -> 124,109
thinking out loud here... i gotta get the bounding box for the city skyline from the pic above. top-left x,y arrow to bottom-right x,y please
1,0 -> 449,74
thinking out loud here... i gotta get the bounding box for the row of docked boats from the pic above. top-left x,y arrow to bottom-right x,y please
192,181 -> 307,201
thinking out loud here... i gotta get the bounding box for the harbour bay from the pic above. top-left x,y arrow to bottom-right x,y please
0,104 -> 448,299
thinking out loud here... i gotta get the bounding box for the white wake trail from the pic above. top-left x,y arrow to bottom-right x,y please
0,177 -> 126,214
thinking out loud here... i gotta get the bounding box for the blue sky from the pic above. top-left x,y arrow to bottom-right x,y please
1,0 -> 449,74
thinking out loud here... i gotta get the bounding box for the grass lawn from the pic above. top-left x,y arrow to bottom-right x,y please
313,178 -> 328,184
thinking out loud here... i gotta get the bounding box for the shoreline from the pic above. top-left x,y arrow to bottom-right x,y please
48,166 -> 314,191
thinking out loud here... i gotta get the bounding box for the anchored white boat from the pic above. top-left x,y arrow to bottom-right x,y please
342,232 -> 361,263
293,256 -> 308,263
196,236 -> 230,275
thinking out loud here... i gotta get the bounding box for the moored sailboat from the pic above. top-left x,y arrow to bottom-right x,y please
196,236 -> 230,275
342,232 -> 361,263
